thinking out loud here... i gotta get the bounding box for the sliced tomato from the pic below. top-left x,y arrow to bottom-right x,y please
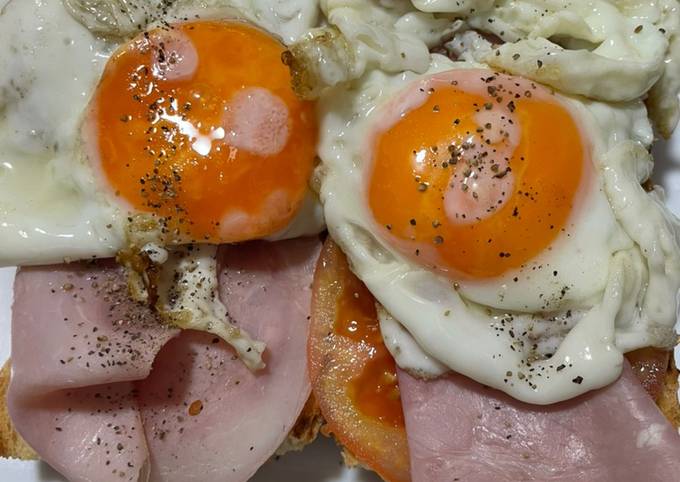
626,347 -> 670,401
309,239 -> 410,482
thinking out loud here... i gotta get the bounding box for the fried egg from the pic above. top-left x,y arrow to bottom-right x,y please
306,0 -> 680,404
0,0 -> 322,267
317,53 -> 680,403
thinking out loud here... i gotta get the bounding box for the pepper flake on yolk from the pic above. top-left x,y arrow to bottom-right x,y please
367,70 -> 589,279
85,21 -> 317,243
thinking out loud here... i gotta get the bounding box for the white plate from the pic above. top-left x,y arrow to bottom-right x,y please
2,131 -> 680,481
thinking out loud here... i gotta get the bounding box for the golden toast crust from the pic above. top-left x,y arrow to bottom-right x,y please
657,360 -> 680,429
0,361 -> 36,460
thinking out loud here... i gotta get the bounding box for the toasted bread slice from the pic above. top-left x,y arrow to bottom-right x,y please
658,359 -> 680,428
2,356 -> 680,462
277,393 -> 324,456
0,360 -> 36,460
0,358 -> 321,461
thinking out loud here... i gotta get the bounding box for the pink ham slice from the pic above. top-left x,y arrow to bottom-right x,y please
8,237 -> 321,482
399,364 -> 680,482
137,238 -> 321,482
9,261 -> 178,482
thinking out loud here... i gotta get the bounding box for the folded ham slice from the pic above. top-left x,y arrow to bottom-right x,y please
399,364 -> 680,482
9,261 -> 177,482
8,238 -> 320,482
137,240 -> 320,482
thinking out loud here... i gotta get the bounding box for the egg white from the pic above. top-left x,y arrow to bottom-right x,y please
0,0 -> 122,266
289,0 -> 680,137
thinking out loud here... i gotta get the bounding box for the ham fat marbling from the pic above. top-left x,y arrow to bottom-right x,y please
7,238 -> 320,482
399,364 -> 680,482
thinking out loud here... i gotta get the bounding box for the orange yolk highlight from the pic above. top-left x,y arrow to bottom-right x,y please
368,70 -> 587,279
88,21 -> 316,243
334,256 -> 404,429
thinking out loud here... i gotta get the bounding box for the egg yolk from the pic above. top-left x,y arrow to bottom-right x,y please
88,21 -> 316,243
368,70 -> 588,279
